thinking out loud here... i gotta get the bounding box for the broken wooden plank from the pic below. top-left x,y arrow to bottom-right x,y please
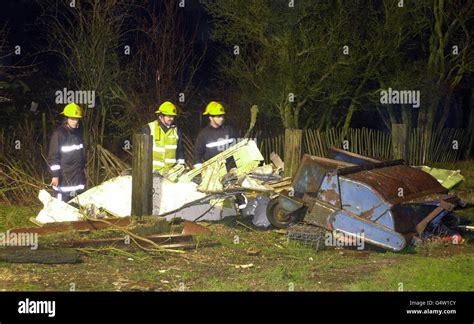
10,217 -> 131,236
267,180 -> 292,188
181,221 -> 212,236
59,233 -> 194,248
0,248 -> 82,264
270,152 -> 284,170
159,241 -> 220,250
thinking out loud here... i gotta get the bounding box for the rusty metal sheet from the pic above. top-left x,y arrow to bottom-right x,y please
181,221 -> 212,236
344,165 -> 446,204
10,218 -> 131,235
316,171 -> 341,208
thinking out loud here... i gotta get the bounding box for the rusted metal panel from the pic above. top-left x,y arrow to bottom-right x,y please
316,171 -> 341,208
345,165 -> 446,204
181,221 -> 212,236
10,218 -> 131,235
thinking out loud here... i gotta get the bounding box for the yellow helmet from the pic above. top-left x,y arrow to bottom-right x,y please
203,101 -> 225,115
155,101 -> 177,116
61,103 -> 83,118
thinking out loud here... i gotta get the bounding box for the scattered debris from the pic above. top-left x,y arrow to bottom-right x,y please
29,139 -> 468,258
59,233 -> 194,248
36,190 -> 84,224
270,152 -> 284,171
246,248 -> 261,256
235,220 -> 257,232
10,218 -> 131,236
35,139 -> 285,227
415,166 -> 464,190
288,224 -> 326,250
48,218 -> 219,252
234,263 -> 254,269
181,221 -> 212,236
458,225 -> 474,232
276,148 -> 465,252
251,195 -> 271,228
130,218 -> 170,236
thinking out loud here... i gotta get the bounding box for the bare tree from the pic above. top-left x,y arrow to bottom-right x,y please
203,0 -> 358,130
111,0 -> 205,134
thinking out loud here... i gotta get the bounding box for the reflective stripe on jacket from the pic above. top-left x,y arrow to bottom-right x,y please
147,121 -> 179,174
47,125 -> 86,192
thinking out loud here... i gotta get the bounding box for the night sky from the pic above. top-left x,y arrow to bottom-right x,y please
0,0 -> 472,135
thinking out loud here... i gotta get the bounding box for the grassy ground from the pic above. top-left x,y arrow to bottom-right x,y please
0,161 -> 473,292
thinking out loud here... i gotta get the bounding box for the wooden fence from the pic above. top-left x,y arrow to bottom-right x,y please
182,127 -> 466,166
257,127 -> 466,165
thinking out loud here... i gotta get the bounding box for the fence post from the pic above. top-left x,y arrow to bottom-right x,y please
131,133 -> 153,220
391,123 -> 409,162
284,128 -> 303,177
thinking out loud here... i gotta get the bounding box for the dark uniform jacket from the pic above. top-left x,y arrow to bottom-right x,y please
47,125 -> 86,196
194,124 -> 238,168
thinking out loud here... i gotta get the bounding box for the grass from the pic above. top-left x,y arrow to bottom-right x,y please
0,204 -> 41,232
349,253 -> 474,291
0,220 -> 472,291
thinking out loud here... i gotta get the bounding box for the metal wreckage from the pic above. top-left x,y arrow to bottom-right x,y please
34,140 -> 466,252
268,147 -> 465,252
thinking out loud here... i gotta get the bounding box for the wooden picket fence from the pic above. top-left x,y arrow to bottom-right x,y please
257,127 -> 466,165
408,127 -> 466,165
182,127 -> 466,166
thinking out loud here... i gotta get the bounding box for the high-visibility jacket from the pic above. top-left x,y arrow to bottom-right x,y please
146,120 -> 183,174
47,125 -> 86,200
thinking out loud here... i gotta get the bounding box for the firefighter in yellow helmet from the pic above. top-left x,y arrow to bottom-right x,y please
142,101 -> 185,174
194,101 -> 247,209
47,103 -> 86,201
194,101 -> 237,166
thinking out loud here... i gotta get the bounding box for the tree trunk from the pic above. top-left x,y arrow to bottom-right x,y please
464,93 -> 474,158
284,128 -> 303,178
391,123 -> 409,162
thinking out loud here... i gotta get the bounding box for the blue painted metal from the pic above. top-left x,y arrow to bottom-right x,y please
339,177 -> 394,228
329,152 -> 374,166
330,210 -> 406,251
328,147 -> 381,166
277,153 -> 462,251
